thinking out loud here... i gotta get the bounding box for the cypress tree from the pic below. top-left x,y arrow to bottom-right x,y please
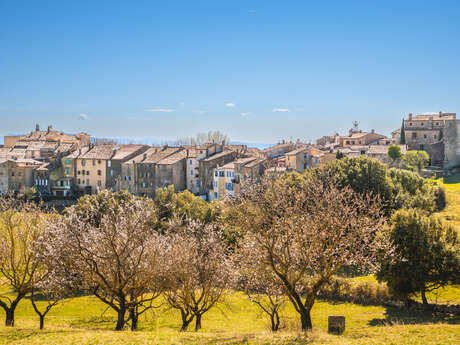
400,118 -> 406,145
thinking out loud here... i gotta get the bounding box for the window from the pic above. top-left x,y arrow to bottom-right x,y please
412,132 -> 417,139
107,160 -> 111,167
434,135 -> 437,139
214,192 -> 218,199
86,171 -> 90,175
346,141 -> 350,145
219,171 -> 224,177
65,168 -> 71,175
196,180 -> 199,187
98,160 -> 101,164
140,163 -> 143,168
190,159 -> 193,165
82,160 -> 86,166
97,180 -> 102,186
419,144 -> 424,150
65,159 -> 71,165
77,170 -> 81,175
191,170 -> 194,176
149,164 -> 152,169
77,178 -> 81,184
421,122 -> 424,126
423,134 -> 427,139
97,170 -> 101,176
147,172 -> 151,178
93,159 -> 96,166
214,171 -> 218,177
435,122 -> 439,126
110,169 -> 113,177
11,172 -> 14,176
226,182 -> 234,191
409,122 -> 412,126
214,181 -> 218,188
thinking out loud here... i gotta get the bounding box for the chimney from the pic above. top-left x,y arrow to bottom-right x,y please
35,124 -> 40,132
439,111 -> 443,117
408,113 -> 413,121
47,125 -> 53,133
371,129 -> 375,134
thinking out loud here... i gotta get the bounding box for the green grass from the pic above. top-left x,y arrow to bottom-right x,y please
434,174 -> 460,231
0,289 -> 458,345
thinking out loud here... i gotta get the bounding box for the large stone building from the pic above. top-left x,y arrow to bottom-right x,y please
393,112 -> 457,166
4,124 -> 90,150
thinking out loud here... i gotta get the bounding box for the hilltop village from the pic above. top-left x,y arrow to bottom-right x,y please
1,111 -> 460,200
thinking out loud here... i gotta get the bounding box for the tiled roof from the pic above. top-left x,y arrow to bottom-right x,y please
157,149 -> 187,165
142,147 -> 180,164
80,145 -> 116,159
111,145 -> 148,160
65,147 -> 90,158
201,149 -> 234,162
244,157 -> 266,168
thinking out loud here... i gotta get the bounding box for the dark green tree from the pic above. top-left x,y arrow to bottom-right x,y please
377,209 -> 460,306
336,150 -> 344,159
400,119 -> 406,145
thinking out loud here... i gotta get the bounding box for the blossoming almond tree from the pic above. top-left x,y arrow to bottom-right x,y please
0,199 -> 45,327
46,191 -> 166,331
234,173 -> 390,331
163,219 -> 234,331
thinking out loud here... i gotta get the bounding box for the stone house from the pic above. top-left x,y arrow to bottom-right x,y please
199,149 -> 237,200
394,112 -> 457,166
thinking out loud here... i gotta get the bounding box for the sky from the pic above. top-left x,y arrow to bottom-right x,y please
1,0 -> 460,145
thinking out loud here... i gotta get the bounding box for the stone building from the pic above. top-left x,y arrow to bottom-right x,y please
184,143 -> 223,195
120,146 -> 181,197
211,157 -> 265,199
199,149 -> 238,199
394,112 -> 457,166
4,124 -> 90,149
154,149 -> 187,192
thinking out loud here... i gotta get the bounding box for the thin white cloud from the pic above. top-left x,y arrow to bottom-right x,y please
79,113 -> 88,120
226,103 -> 236,108
145,108 -> 174,113
240,112 -> 252,117
272,108 -> 290,113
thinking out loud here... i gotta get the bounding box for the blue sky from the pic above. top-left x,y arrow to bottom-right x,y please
1,0 -> 460,144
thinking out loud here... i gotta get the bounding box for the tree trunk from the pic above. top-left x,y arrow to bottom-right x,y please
129,309 -> 138,331
194,313 -> 202,332
115,308 -> 126,331
39,315 -> 44,330
421,289 -> 428,306
5,308 -> 14,327
300,309 -> 312,331
180,310 -> 193,332
270,311 -> 280,332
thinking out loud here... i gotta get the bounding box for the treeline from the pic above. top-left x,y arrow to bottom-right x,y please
0,157 -> 458,332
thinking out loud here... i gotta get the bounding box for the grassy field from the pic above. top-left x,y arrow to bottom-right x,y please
0,288 -> 459,345
435,174 -> 460,232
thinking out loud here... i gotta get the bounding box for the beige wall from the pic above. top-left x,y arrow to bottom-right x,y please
76,158 -> 107,194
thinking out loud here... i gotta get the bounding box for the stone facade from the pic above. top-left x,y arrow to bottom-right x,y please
444,119 -> 460,169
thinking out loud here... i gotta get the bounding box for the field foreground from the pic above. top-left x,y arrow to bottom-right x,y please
0,290 -> 459,345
